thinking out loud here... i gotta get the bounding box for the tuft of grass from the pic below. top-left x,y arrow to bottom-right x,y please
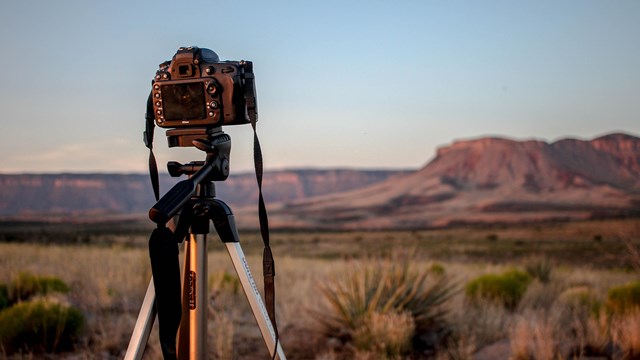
0,299 -> 85,354
317,259 -> 456,355
8,272 -> 70,304
524,257 -> 553,283
352,310 -> 416,358
509,318 -> 531,360
606,281 -> 640,314
510,312 -> 561,360
584,309 -> 611,356
611,309 -> 640,359
465,270 -> 532,310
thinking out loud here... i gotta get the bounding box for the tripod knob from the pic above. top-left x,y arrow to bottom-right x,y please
193,133 -> 230,153
167,161 -> 204,177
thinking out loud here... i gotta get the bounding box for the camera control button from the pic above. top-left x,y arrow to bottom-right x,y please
209,101 -> 219,109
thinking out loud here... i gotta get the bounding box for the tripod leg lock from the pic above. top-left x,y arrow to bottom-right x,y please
209,199 -> 240,243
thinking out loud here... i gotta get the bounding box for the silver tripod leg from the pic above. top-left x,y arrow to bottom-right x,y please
225,242 -> 287,360
125,279 -> 157,360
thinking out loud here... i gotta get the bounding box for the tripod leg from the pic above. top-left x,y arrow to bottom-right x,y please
225,242 -> 287,360
125,279 -> 156,360
210,200 -> 286,359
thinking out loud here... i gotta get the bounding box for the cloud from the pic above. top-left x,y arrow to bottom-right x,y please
4,139 -> 147,173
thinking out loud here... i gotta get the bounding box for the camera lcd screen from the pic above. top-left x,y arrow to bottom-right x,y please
162,83 -> 206,121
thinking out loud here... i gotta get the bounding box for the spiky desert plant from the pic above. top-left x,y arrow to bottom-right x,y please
317,259 -> 456,354
524,256 -> 553,283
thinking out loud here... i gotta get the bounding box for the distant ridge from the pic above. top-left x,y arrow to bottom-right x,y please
261,133 -> 640,229
0,169 -> 409,220
1,133 -> 638,229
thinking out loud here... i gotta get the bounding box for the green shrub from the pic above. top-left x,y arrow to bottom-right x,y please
557,286 -> 602,316
0,299 -> 85,354
429,263 -> 446,276
317,260 -> 456,355
607,281 -> 640,314
465,270 -> 532,310
8,272 -> 70,303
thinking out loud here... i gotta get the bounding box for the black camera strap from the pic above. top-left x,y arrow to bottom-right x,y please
144,93 -> 160,202
145,93 -> 181,360
243,66 -> 280,359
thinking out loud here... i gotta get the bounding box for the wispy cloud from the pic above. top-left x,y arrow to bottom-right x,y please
2,139 -> 147,173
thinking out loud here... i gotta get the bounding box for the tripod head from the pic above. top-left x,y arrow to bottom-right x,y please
149,128 -> 232,225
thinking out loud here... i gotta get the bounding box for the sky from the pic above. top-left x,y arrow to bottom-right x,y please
0,0 -> 638,174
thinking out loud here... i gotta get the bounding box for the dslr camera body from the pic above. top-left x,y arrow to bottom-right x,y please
151,46 -> 257,147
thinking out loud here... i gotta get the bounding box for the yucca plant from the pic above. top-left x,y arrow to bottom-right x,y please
317,259 -> 456,355
524,257 -> 553,283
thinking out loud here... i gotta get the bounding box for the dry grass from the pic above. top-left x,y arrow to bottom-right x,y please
0,220 -> 639,359
611,309 -> 640,359
584,309 -> 610,355
352,311 -> 416,357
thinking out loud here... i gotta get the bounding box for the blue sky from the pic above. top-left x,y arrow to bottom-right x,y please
0,0 -> 638,173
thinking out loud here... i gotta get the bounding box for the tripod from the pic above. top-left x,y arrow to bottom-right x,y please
125,130 -> 285,359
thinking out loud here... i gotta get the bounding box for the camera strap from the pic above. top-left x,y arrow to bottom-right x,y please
144,93 -> 160,202
243,67 -> 280,359
145,93 -> 182,360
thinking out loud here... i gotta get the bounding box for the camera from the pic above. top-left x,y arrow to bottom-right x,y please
151,47 -> 257,146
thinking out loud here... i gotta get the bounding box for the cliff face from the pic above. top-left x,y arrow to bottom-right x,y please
267,133 -> 640,229
423,133 -> 640,192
